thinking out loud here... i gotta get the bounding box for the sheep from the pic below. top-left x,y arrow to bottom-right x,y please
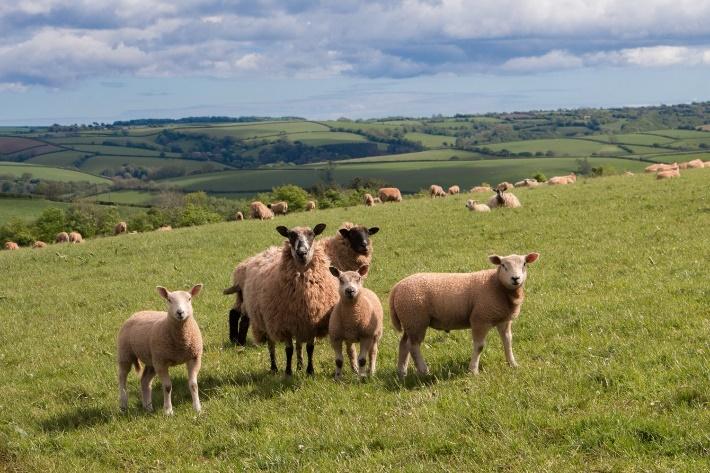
678,162 -> 689,170
378,187 -> 402,202
487,189 -> 521,209
224,222 -> 379,348
328,265 -> 383,379
55,232 -> 69,243
389,252 -> 540,377
306,200 -> 316,211
471,186 -> 492,193
656,169 -> 680,179
115,222 -> 128,235
496,182 -> 513,192
465,200 -> 491,212
547,173 -> 576,185
704,161 -> 710,168
235,211 -> 244,221
69,232 -> 83,243
514,179 -> 539,188
4,242 -> 19,250
157,225 -> 172,231
32,241 -> 47,249
117,284 -> 204,415
250,201 -> 274,220
249,224 -> 338,375
429,185 -> 446,198
364,193 -> 375,206
645,163 -> 677,173
623,171 -> 635,176
645,163 -> 661,173
268,201 -> 288,215
686,159 -> 705,169
448,185 -> 460,195
373,197 -> 382,204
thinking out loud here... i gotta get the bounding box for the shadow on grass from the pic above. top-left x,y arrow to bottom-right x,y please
378,358 -> 474,391
40,406 -> 113,432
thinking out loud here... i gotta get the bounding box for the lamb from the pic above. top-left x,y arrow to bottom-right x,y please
429,185 -> 446,197
306,200 -> 316,211
496,182 -> 513,192
117,284 -> 204,415
389,252 -> 539,377
115,222 -> 128,235
378,187 -> 402,202
471,186 -> 492,193
363,193 -> 375,206
547,173 -> 576,185
465,200 -> 491,212
487,189 -> 521,209
4,242 -> 19,250
685,159 -> 705,169
448,185 -> 460,195
250,201 -> 274,220
235,212 -> 244,221
69,231 -> 83,243
656,169 -> 680,179
268,201 -> 288,215
328,265 -> 383,379
55,232 -> 69,243
514,179 -> 539,188
157,225 -> 172,231
623,171 -> 635,176
32,241 -> 47,249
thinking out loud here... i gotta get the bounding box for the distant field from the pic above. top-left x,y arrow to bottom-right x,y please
69,145 -> 171,158
79,156 -> 225,174
87,190 -> 156,205
0,197 -> 69,221
175,121 -> 329,140
0,162 -> 110,184
168,157 -> 648,193
0,136 -> 51,155
485,138 -> 625,156
287,131 -> 368,145
405,132 -> 456,148
27,150 -> 92,167
644,129 -> 709,139
336,149 -> 482,164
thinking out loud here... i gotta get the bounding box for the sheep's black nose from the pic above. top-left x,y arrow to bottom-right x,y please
346,288 -> 355,296
177,309 -> 185,317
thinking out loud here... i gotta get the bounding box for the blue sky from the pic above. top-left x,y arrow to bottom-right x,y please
1,0 -> 709,124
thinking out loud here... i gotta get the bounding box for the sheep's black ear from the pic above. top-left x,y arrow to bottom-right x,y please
367,227 -> 379,235
339,228 -> 350,238
358,265 -> 369,276
267,204 -> 273,209
488,255 -> 502,266
156,286 -> 169,300
329,266 -> 340,278
313,223 -> 327,236
276,226 -> 289,237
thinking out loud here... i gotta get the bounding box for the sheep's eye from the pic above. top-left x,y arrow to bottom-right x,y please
188,296 -> 192,301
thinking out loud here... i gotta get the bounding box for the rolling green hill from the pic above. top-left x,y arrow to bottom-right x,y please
0,162 -> 110,184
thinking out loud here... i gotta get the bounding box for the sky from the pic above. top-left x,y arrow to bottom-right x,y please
1,0 -> 709,125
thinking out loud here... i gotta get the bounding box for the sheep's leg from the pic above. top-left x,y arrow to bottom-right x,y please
357,338 -> 373,378
305,341 -> 315,375
347,342 -> 358,373
186,358 -> 202,414
284,340 -> 294,376
397,334 -> 410,378
368,337 -> 379,376
237,313 -> 250,346
331,338 -> 344,379
118,362 -> 131,412
295,342 -> 304,371
268,340 -> 278,373
140,365 -> 156,412
155,365 -> 173,415
496,320 -> 518,368
228,307 -> 240,344
409,341 -> 429,376
469,325 -> 490,375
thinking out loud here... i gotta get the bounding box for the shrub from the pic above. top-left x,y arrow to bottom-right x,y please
533,172 -> 547,183
270,185 -> 309,211
178,204 -> 222,227
33,207 -> 67,242
0,218 -> 37,246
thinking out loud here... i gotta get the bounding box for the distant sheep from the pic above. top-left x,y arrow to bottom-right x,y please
685,159 -> 705,169
487,189 -> 521,209
514,179 -> 539,188
378,187 -> 402,203
389,252 -> 540,377
656,169 -> 680,179
466,199 -> 491,212
373,197 -> 382,204
69,232 -> 83,244
471,186 -> 492,193
4,242 -> 19,250
32,241 -> 47,249
268,201 -> 288,215
306,200 -> 316,211
623,171 -> 635,176
117,284 -> 204,415
429,185 -> 446,198
235,212 -> 244,221
328,265 -> 383,379
363,193 -> 375,206
250,201 -> 274,220
55,232 -> 69,243
678,162 -> 689,170
114,222 -> 127,235
547,173 -> 576,185
448,185 -> 460,195
496,182 -> 513,192
157,225 -> 172,231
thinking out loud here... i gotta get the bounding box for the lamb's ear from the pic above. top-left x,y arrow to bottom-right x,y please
525,252 -> 540,264
276,226 -> 289,238
338,228 -> 349,238
156,286 -> 169,300
190,284 -> 203,297
358,264 -> 369,277
313,223 -> 327,236
367,227 -> 379,235
488,255 -> 502,266
329,266 -> 340,278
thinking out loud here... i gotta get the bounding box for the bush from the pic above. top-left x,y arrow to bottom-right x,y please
532,172 -> 547,183
0,218 -> 37,246
33,207 -> 67,242
592,165 -> 617,177
128,212 -> 155,232
270,185 -> 309,211
178,204 -> 222,227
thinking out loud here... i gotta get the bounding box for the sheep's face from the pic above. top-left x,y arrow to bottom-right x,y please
157,284 -> 203,322
489,253 -> 539,290
465,200 -> 475,209
277,224 -> 326,266
339,226 -> 379,256
330,265 -> 369,301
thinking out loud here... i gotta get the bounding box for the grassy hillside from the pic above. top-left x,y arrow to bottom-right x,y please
0,162 -> 110,184
0,197 -> 70,221
1,170 -> 708,471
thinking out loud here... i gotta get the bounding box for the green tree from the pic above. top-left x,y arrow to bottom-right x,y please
33,207 -> 66,242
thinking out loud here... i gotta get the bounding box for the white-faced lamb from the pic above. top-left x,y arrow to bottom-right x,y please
328,265 -> 383,379
306,200 -> 316,211
235,211 -> 244,221
364,193 -> 375,206
117,284 -> 204,415
465,199 -> 491,212
389,252 -> 539,377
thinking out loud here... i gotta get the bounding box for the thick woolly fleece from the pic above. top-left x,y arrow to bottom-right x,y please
329,287 -> 383,344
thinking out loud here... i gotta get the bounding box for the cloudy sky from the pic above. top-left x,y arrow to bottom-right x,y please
1,0 -> 709,124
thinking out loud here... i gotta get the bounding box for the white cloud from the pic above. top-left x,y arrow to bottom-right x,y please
502,50 -> 583,72
0,82 -> 28,92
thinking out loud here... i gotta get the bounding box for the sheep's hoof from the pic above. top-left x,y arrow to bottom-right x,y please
164,408 -> 174,416
144,404 -> 154,413
397,371 -> 407,380
306,366 -> 314,376
509,362 -> 519,369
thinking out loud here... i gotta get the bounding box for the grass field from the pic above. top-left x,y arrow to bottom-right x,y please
0,197 -> 70,221
335,149 -> 482,163
0,162 -> 110,184
0,170 -> 708,471
485,138 -> 625,156
86,190 -> 157,205
169,157 -> 648,193
79,156 -> 226,174
404,132 -> 457,148
287,131 -> 368,146
26,150 -> 89,167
